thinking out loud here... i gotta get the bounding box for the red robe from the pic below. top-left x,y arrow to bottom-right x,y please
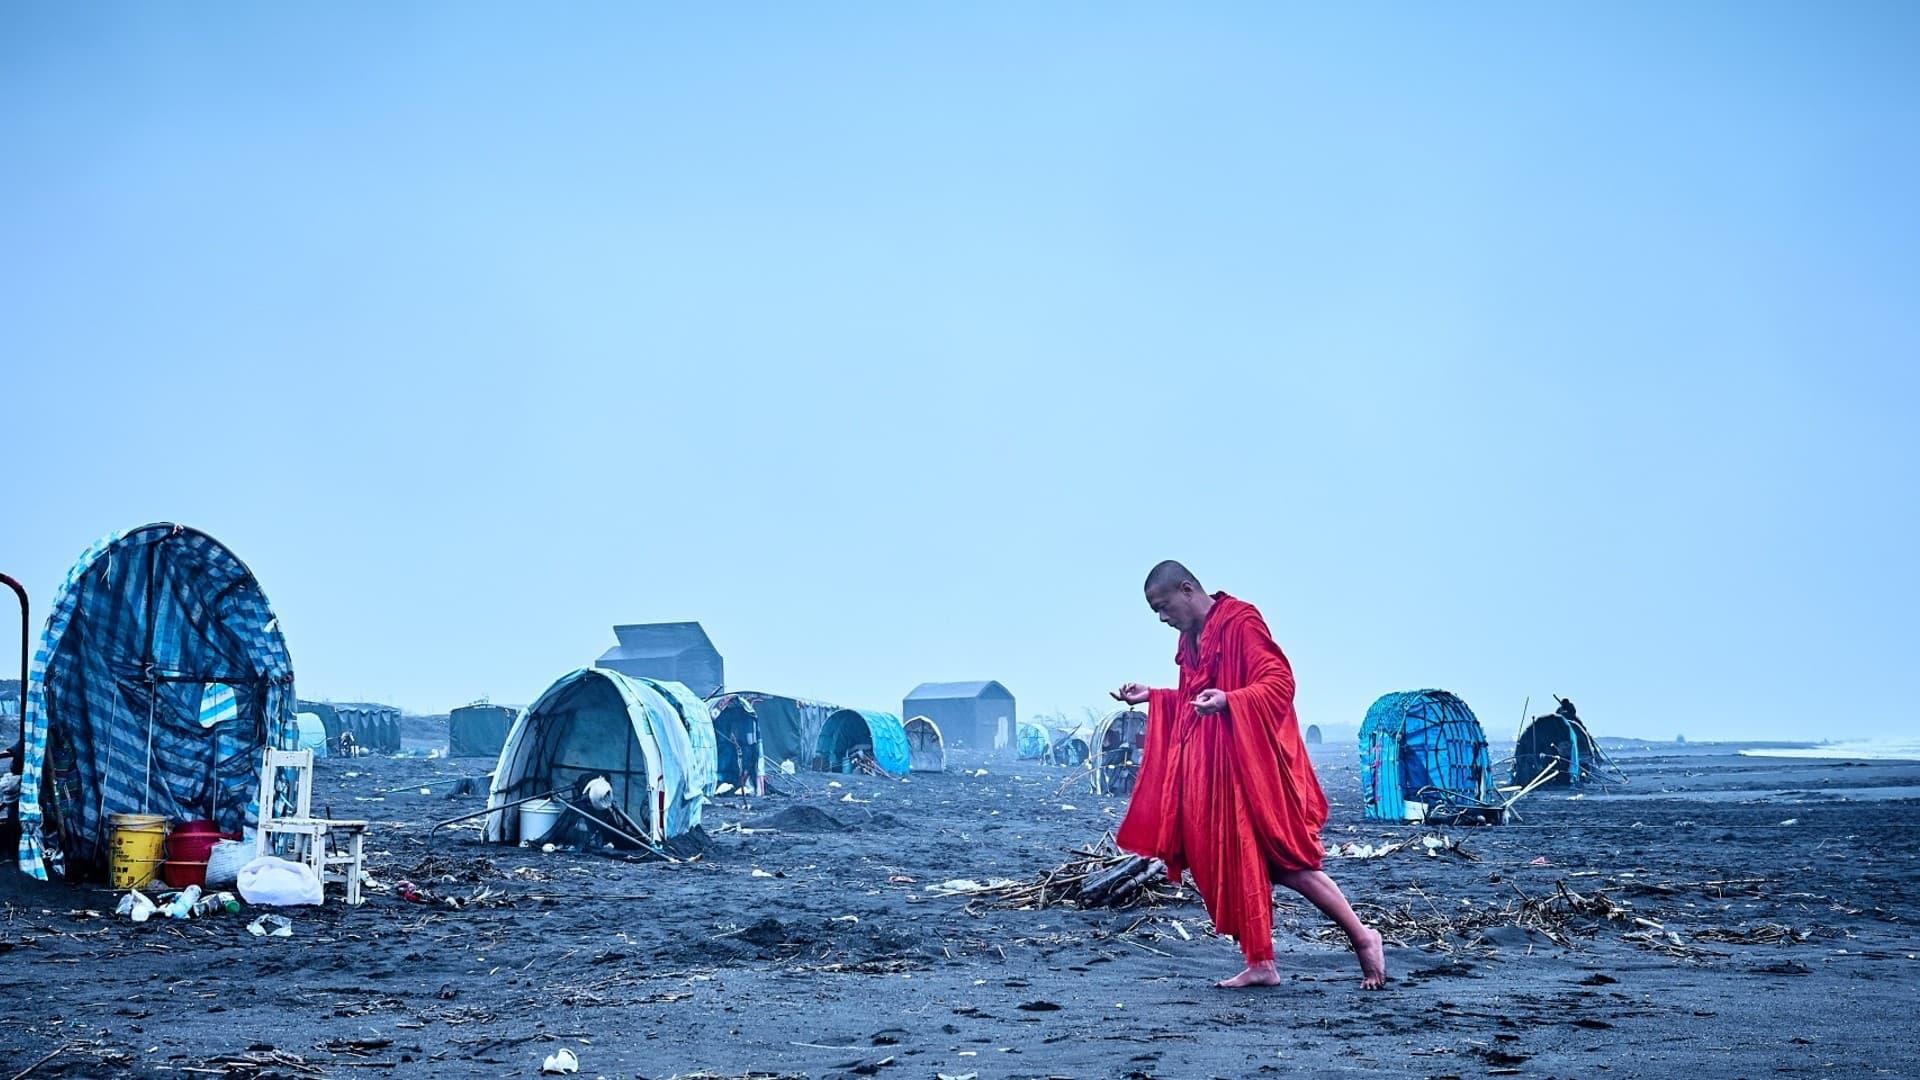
1115,593 -> 1328,964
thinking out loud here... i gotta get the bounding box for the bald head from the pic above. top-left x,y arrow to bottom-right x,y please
1143,561 -> 1213,635
1144,560 -> 1201,594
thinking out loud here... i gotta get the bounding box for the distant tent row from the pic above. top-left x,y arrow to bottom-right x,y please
703,691 -> 930,790
297,700 -> 400,755
16,524 -> 297,882
1016,720 -> 1091,766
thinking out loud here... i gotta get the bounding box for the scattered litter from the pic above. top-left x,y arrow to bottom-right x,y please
715,782 -> 736,796
841,793 -> 872,804
1778,818 -> 1799,826
1324,834 -> 1477,861
115,889 -> 156,923
1529,856 -> 1553,867
247,914 -> 294,938
541,1047 -> 579,1074
1059,804 -> 1078,811
828,781 -> 843,789
751,869 -> 776,879
971,769 -> 989,778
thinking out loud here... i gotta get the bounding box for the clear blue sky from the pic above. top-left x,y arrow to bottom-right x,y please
3,4 -> 1915,742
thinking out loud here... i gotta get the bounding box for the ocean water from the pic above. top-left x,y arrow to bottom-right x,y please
1740,738 -> 1920,762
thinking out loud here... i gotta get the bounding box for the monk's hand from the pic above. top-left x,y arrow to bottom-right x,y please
1192,688 -> 1228,716
1112,683 -> 1150,705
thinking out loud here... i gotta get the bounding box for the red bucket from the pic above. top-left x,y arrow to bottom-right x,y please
162,820 -> 240,889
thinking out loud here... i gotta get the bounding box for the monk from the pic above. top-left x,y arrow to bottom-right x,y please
1114,561 -> 1386,989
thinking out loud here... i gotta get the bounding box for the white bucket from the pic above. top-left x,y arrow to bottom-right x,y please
519,798 -> 563,844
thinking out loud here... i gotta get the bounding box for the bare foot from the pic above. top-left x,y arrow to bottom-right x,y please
1353,927 -> 1387,989
1216,960 -> 1282,989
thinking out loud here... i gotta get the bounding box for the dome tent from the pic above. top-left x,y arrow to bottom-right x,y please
1016,720 -> 1054,760
483,668 -> 707,845
1511,696 -> 1621,788
815,709 -> 911,775
16,524 -> 298,881
903,716 -> 946,772
1359,690 -> 1494,822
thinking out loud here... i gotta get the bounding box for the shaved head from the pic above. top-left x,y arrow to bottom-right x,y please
1144,560 -> 1202,594
1143,561 -> 1214,635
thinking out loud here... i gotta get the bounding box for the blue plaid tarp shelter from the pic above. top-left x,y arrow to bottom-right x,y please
1359,690 -> 1494,822
482,668 -> 710,844
17,524 -> 297,881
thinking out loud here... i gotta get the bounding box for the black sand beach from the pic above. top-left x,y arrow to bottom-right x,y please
3,745 -> 1916,1079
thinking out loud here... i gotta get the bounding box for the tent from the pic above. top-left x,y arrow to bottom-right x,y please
1016,720 -> 1054,760
294,712 -> 330,757
1360,690 -> 1494,822
1305,724 -> 1323,745
449,703 -> 517,759
903,716 -> 946,772
483,668 -> 707,845
633,677 -> 718,798
706,691 -> 839,792
1511,696 -> 1620,788
16,524 -> 297,881
1090,709 -> 1148,795
1050,726 -> 1092,767
816,709 -> 911,775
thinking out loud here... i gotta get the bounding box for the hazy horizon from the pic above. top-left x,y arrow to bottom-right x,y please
3,5 -> 1915,744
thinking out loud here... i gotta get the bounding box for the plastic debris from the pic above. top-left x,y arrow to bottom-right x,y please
247,914 -> 294,938
115,889 -> 156,923
1779,818 -> 1799,826
541,1047 -> 579,1074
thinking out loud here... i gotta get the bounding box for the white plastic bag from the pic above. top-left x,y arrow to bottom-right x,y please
204,840 -> 252,888
236,855 -> 324,906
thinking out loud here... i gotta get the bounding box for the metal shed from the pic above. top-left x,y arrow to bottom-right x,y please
901,680 -> 1017,751
596,623 -> 724,699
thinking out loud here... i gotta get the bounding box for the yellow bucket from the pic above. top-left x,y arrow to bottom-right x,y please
108,813 -> 168,889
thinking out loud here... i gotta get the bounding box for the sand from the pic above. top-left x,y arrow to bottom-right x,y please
2,744 -> 1917,1078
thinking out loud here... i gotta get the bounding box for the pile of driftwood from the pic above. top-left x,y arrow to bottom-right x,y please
1306,878 -> 1827,959
934,843 -> 1185,912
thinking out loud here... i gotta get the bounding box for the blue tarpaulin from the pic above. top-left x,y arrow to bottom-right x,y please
1359,690 -> 1493,821
16,524 -> 297,881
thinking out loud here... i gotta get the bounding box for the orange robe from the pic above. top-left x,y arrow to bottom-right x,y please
1115,593 -> 1328,964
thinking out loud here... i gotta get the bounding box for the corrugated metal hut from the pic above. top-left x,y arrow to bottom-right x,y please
596,623 -> 723,699
901,681 -> 1016,751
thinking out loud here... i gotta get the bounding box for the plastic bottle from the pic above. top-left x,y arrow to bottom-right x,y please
191,891 -> 235,917
166,884 -> 202,919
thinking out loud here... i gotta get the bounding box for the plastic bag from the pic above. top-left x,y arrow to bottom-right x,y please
204,840 -> 252,888
236,855 -> 324,906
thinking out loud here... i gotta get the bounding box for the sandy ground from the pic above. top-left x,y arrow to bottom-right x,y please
2,744 -> 1917,1079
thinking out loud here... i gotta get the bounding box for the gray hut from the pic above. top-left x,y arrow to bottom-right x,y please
595,622 -> 724,698
902,681 -> 1016,751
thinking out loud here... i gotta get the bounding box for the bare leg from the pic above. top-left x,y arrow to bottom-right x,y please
1274,869 -> 1387,989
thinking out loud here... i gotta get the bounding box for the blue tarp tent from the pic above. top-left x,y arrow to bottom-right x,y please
483,668 -> 708,844
816,708 -> 911,775
1359,690 -> 1493,821
16,524 -> 297,881
1016,720 -> 1054,760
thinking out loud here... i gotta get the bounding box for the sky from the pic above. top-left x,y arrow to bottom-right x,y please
2,4 -> 1915,743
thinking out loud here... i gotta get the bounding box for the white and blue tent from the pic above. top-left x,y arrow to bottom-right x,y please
482,668 -> 708,845
634,676 -> 719,799
16,524 -> 297,881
